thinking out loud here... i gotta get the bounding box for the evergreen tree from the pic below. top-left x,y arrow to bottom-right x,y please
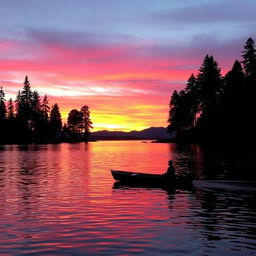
184,74 -> 200,126
14,77 -> 34,141
241,38 -> 256,134
167,90 -> 191,132
242,38 -> 256,78
16,76 -> 34,143
196,55 -> 222,134
15,90 -> 21,115
167,75 -> 201,135
7,98 -> 15,120
36,94 -> 51,140
0,87 -> 7,143
0,86 -> 6,121
32,91 -> 41,114
50,103 -> 62,134
41,95 -> 50,121
20,76 -> 33,107
167,90 -> 180,133
0,76 -> 95,143
31,91 -> 43,138
81,105 -> 93,139
5,98 -> 17,143
221,60 -> 245,134
17,76 -> 33,125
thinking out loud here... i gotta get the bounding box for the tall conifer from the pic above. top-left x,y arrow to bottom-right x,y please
0,86 -> 6,121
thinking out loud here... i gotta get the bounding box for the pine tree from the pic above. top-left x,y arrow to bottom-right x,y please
7,98 -> 15,120
241,38 -> 256,134
5,98 -> 17,143
0,86 -> 6,121
167,90 -> 190,132
184,74 -> 200,126
81,105 -> 93,139
41,95 -> 50,121
20,76 -> 33,106
50,103 -> 62,133
17,76 -> 33,125
242,38 -> 256,78
221,60 -> 245,134
167,74 -> 201,135
14,77 -> 34,141
32,91 -> 41,114
196,55 -> 222,133
31,90 -> 43,137
15,90 -> 21,116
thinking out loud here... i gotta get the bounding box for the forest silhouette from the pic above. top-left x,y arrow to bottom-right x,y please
0,76 -> 93,144
167,38 -> 256,143
0,38 -> 255,144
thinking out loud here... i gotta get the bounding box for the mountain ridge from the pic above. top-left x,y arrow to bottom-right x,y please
91,127 -> 169,140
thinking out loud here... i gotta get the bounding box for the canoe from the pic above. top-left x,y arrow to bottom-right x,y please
111,170 -> 193,188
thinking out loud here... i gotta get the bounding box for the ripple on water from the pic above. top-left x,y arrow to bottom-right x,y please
0,142 -> 256,255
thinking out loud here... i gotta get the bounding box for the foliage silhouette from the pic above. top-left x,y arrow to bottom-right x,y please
0,77 -> 93,144
67,106 -> 93,141
168,38 -> 256,143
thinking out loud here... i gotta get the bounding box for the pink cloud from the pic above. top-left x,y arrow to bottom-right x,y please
0,30 -> 248,130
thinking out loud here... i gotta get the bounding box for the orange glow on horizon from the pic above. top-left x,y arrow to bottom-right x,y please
60,100 -> 169,131
0,36 -> 236,132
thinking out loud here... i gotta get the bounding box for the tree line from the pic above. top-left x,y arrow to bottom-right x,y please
167,37 -> 256,142
0,76 -> 92,144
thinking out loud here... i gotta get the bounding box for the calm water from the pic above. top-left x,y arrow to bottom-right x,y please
0,141 -> 256,256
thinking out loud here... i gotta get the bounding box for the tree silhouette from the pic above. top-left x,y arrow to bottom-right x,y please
167,38 -> 256,142
220,60 -> 245,134
36,94 -> 51,141
7,98 -> 15,120
242,38 -> 256,78
16,76 -> 34,134
81,105 -> 93,139
0,86 -> 7,143
50,103 -> 62,135
14,76 -> 36,141
0,77 -> 93,144
0,86 -> 6,121
167,90 -> 188,132
67,106 -> 93,141
15,90 -> 21,115
5,97 -> 17,143
241,38 -> 256,135
41,95 -> 50,121
68,109 -> 84,134
184,74 -> 200,127
19,76 -> 33,120
196,55 -> 222,134
32,91 -> 41,114
32,91 -> 41,128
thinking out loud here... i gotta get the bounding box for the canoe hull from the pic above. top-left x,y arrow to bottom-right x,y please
111,170 -> 193,188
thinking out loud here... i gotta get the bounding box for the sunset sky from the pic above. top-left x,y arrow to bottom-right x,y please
0,0 -> 255,131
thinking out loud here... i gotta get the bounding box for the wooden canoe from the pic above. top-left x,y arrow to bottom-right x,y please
111,170 -> 193,188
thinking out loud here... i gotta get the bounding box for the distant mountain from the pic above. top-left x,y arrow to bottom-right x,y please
91,127 -> 170,140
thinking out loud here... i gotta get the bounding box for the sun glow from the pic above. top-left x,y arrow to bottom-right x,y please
88,113 -> 156,131
0,0 -> 245,133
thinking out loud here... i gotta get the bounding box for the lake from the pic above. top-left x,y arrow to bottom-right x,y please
0,141 -> 256,255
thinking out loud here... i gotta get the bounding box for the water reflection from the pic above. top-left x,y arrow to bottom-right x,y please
193,187 -> 256,254
112,183 -> 256,255
168,143 -> 256,180
0,141 -> 256,255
